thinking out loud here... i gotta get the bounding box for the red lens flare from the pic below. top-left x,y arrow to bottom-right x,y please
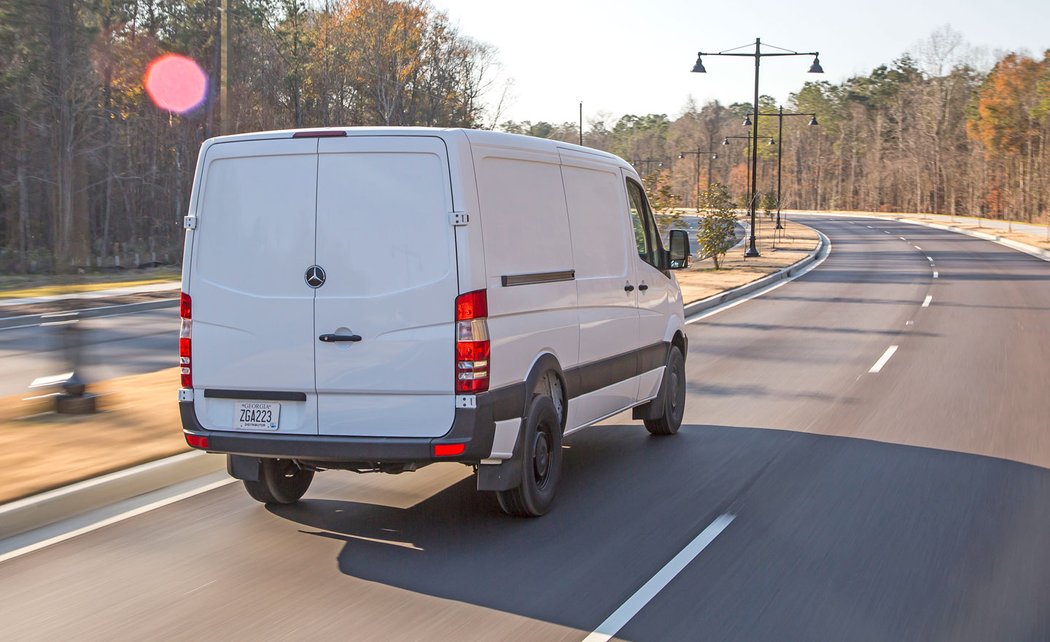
144,54 -> 208,114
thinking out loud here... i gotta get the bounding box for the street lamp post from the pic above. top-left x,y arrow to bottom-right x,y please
746,106 -> 818,229
692,38 -> 823,257
677,149 -> 719,211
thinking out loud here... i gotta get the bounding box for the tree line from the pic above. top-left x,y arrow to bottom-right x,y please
0,13 -> 1047,275
509,29 -> 1050,227
0,0 -> 503,273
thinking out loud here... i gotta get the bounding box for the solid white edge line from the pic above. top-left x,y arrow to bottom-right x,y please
0,478 -> 236,564
685,232 -> 832,325
583,514 -> 735,642
922,295 -> 932,308
869,345 -> 899,374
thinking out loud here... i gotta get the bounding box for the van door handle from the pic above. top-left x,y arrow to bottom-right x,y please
624,284 -> 635,292
319,333 -> 362,343
638,283 -> 649,291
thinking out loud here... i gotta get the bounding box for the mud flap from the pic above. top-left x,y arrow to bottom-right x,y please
227,454 -> 262,482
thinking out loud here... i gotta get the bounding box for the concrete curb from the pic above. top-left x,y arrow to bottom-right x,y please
683,230 -> 828,318
0,451 -> 225,540
0,298 -> 179,329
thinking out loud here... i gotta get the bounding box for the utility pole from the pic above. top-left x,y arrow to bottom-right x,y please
221,0 -> 229,135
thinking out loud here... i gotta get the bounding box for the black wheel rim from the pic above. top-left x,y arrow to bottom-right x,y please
533,430 -> 551,487
669,361 -> 685,421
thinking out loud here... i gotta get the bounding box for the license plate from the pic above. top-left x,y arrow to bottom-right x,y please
235,401 -> 280,430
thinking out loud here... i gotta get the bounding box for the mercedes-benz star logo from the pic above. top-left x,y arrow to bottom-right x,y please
305,265 -> 326,288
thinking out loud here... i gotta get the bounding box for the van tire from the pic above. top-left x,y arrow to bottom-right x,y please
496,395 -> 562,517
243,458 -> 314,505
644,346 -> 686,436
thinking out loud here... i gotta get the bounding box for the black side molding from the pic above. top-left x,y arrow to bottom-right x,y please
501,270 -> 575,287
204,389 -> 308,402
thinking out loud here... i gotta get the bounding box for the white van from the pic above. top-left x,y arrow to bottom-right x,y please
179,127 -> 691,516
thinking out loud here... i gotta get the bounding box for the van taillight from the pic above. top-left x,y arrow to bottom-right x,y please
179,291 -> 192,389
455,290 -> 489,393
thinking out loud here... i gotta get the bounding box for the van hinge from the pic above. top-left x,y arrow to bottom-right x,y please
183,215 -> 198,230
449,211 -> 469,226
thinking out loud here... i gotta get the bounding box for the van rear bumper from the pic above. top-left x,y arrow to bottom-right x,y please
180,393 -> 501,465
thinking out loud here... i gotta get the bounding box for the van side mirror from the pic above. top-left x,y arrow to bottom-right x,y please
668,229 -> 691,269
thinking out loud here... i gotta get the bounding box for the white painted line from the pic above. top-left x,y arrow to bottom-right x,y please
933,271 -> 939,279
899,236 -> 907,241
584,514 -> 735,642
922,295 -> 932,308
914,245 -> 922,250
905,320 -> 914,326
686,234 -> 832,325
865,225 -> 873,229
869,345 -> 899,374
883,230 -> 891,234
926,256 -> 933,262
0,478 -> 236,563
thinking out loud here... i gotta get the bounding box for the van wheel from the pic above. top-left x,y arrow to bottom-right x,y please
644,346 -> 686,436
243,458 -> 314,505
496,395 -> 562,517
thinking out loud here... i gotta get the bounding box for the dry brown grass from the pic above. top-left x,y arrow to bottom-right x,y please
0,368 -> 187,503
675,216 -> 820,304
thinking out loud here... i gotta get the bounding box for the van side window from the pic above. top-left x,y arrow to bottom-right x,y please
626,179 -> 660,268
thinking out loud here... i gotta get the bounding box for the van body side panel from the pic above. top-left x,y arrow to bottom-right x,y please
190,138 -> 319,435
470,146 -> 580,392
313,136 -> 457,438
559,152 -> 641,426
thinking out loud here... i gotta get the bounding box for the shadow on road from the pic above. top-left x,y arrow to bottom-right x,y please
267,423 -> 1050,639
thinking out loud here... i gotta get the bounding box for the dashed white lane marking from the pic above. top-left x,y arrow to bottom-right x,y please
869,345 -> 899,374
933,271 -> 939,279
914,245 -> 923,250
883,230 -> 891,234
899,236 -> 907,241
866,225 -> 873,229
906,320 -> 915,326
923,295 -> 933,308
583,514 -> 736,642
926,256 -> 933,262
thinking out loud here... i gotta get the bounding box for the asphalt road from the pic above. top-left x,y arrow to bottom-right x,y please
2,215 -> 1049,640
0,306 -> 178,397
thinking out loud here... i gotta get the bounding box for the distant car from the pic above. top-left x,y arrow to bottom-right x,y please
179,127 -> 690,516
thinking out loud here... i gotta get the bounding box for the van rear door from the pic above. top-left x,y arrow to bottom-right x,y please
313,136 -> 458,438
189,138 -> 319,435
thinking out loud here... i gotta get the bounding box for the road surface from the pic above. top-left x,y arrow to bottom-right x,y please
0,307 -> 178,397
1,215 -> 1048,640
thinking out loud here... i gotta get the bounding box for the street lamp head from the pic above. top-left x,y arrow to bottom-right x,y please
691,54 -> 706,73
808,55 -> 824,74
809,115 -> 819,126
742,115 -> 752,127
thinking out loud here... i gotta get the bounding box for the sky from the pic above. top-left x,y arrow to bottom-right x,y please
429,0 -> 1050,126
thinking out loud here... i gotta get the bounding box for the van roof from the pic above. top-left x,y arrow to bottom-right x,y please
203,127 -> 631,171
